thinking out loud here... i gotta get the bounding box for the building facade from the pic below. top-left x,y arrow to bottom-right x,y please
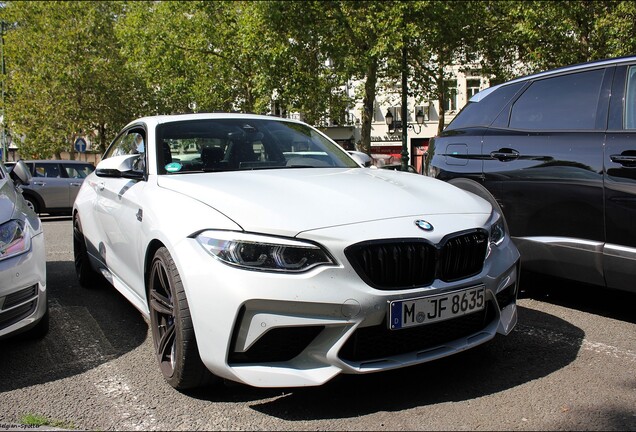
320,66 -> 492,173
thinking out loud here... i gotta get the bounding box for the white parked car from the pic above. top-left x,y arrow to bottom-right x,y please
0,160 -> 48,340
73,113 -> 520,390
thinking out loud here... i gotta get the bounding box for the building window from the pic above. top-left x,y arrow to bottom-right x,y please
373,101 -> 385,122
386,106 -> 403,129
467,79 -> 481,100
443,80 -> 458,111
389,106 -> 402,121
415,105 -> 429,122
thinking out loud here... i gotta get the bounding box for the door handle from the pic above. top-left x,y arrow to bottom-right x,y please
610,154 -> 636,167
98,181 -> 105,191
32,181 -> 46,186
490,148 -> 520,161
70,182 -> 82,187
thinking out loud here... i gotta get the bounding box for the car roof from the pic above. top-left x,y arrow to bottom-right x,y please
126,112 -> 304,129
471,55 -> 636,103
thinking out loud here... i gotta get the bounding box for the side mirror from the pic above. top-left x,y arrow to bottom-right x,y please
9,160 -> 32,186
95,154 -> 144,180
348,151 -> 373,167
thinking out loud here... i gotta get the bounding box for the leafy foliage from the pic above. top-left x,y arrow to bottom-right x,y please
1,1 -> 142,157
2,0 -> 636,158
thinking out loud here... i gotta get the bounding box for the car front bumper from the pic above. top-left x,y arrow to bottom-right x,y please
0,232 -> 47,339
172,218 -> 520,388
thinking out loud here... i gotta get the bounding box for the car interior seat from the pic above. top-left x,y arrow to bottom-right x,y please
201,146 -> 226,170
226,139 -> 258,169
162,141 -> 172,165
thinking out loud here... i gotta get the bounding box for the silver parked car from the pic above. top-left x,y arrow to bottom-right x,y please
6,160 -> 95,215
0,160 -> 48,340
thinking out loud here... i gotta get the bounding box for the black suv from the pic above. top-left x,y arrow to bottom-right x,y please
426,56 -> 636,293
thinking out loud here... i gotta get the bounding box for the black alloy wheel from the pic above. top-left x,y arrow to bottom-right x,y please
148,247 -> 214,390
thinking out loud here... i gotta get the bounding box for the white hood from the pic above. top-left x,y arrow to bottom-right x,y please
157,168 -> 491,236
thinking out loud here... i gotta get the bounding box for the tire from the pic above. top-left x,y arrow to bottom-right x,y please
448,178 -> 503,213
73,215 -> 101,288
23,195 -> 39,214
148,247 -> 215,390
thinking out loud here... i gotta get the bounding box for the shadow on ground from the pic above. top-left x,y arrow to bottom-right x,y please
519,270 -> 636,324
182,305 -> 585,420
0,260 -> 148,393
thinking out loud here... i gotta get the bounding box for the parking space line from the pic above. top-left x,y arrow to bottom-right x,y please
93,363 -> 159,431
516,323 -> 636,362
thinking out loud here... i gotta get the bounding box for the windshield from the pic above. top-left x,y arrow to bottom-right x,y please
156,118 -> 359,174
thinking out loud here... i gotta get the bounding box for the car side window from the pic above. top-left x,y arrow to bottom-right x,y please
63,164 -> 94,178
35,163 -> 61,178
447,82 -> 525,130
105,129 -> 147,173
624,66 -> 636,129
509,69 -> 605,130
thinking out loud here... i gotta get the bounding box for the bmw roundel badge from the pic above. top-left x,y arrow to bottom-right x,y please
415,219 -> 434,232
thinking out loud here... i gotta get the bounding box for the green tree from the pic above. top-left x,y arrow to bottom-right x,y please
117,1 -> 287,116
254,1 -> 355,126
404,1 -> 483,135
263,1 -> 401,152
482,1 -> 636,76
1,1 -> 143,158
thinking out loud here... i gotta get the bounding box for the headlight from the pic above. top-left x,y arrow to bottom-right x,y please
196,231 -> 335,273
489,210 -> 507,247
0,219 -> 31,261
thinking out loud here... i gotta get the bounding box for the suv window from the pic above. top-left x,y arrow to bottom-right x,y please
625,66 -> 636,129
35,162 -> 61,178
447,82 -> 525,130
62,163 -> 94,178
509,69 -> 605,130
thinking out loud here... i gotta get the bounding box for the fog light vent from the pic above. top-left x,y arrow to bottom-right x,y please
229,326 -> 324,364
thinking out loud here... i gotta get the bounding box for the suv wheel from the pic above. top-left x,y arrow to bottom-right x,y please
23,195 -> 39,213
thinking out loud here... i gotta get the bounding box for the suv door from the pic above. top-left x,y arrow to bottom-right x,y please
481,68 -> 611,286
604,64 -> 636,293
61,162 -> 93,206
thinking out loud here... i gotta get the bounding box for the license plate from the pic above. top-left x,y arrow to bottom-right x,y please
389,285 -> 485,330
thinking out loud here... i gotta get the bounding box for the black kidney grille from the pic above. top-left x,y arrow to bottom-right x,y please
345,230 -> 488,290
353,241 -> 437,289
439,231 -> 489,282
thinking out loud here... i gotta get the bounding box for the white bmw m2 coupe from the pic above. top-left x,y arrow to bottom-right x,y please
73,113 -> 520,390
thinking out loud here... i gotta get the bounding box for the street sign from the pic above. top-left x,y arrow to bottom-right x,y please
74,137 -> 88,153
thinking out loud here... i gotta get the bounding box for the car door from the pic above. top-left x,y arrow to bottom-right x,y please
93,128 -> 148,302
31,162 -> 71,209
61,163 -> 90,206
604,64 -> 636,293
481,67 -> 611,286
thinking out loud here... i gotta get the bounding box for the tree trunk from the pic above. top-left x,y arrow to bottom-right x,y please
360,58 -> 378,154
436,67 -> 446,136
98,123 -> 107,154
